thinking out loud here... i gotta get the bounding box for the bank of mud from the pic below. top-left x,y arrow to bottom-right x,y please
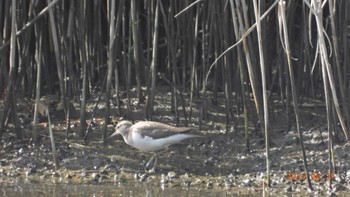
1,93 -> 350,195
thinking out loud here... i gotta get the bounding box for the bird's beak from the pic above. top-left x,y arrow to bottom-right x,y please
108,131 -> 120,139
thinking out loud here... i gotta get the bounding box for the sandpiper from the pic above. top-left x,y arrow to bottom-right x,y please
110,120 -> 201,172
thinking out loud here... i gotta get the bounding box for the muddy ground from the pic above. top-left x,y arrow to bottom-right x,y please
1,91 -> 350,195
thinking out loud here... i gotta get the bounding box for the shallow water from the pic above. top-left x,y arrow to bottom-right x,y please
0,182 -> 261,197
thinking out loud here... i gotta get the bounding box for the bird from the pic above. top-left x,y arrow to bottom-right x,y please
109,120 -> 201,172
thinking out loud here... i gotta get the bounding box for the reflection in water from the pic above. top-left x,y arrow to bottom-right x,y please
0,181 -> 252,197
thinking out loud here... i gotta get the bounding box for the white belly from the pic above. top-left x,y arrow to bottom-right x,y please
126,132 -> 193,152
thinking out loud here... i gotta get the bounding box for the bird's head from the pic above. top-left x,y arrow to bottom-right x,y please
109,120 -> 133,138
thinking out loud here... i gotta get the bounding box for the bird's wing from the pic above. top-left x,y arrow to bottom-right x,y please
132,121 -> 192,139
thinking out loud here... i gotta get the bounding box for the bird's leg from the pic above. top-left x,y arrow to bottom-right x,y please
145,153 -> 158,173
149,154 -> 158,173
145,149 -> 168,173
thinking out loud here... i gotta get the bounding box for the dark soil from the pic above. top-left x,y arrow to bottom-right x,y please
1,91 -> 350,195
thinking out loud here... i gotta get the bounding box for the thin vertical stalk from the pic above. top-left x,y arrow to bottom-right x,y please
131,0 -> 143,103
321,55 -> 333,189
111,1 -> 124,118
189,4 -> 199,121
84,74 -> 107,143
212,13 -> 219,105
46,108 -> 59,169
77,0 -> 88,138
328,0 -> 350,134
125,6 -> 132,119
222,3 -> 236,132
199,3 -> 208,129
160,1 -> 179,122
310,0 -> 350,142
47,0 -> 68,135
326,0 -> 338,188
237,9 -> 264,135
253,0 -> 270,187
279,0 -> 313,190
230,0 -> 249,146
146,0 -> 159,119
105,0 -> 116,140
64,0 -> 75,139
0,0 -> 19,140
33,21 -> 43,142
341,1 -> 349,88
0,0 -> 10,96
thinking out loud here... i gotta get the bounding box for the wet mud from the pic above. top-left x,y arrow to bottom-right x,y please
1,92 -> 350,196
